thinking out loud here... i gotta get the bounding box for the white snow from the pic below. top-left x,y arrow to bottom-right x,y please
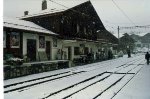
19,0 -> 89,19
97,74 -> 133,99
49,73 -> 110,99
113,64 -> 150,99
3,17 -> 57,35
69,74 -> 124,99
4,54 -> 149,99
4,69 -> 69,86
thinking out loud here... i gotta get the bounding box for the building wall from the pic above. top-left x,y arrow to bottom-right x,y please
23,32 -> 59,61
3,29 -> 115,61
4,29 -> 116,62
51,39 -> 63,60
62,41 -> 103,60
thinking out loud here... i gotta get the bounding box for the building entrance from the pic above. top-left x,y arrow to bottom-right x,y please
27,39 -> 36,61
46,41 -> 51,60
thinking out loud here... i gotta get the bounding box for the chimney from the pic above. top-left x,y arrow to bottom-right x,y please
24,11 -> 29,16
42,0 -> 47,10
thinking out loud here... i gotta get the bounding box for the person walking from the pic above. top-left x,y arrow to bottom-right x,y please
127,49 -> 131,58
108,49 -> 113,60
145,52 -> 150,65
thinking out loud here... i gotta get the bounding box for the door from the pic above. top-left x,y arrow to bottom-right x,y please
46,41 -> 51,60
27,39 -> 36,61
68,47 -> 71,60
84,47 -> 89,55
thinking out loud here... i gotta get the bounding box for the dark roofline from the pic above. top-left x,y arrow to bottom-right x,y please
21,1 -> 92,19
21,1 -> 106,30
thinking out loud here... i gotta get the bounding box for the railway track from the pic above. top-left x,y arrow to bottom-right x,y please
4,56 -> 139,93
110,64 -> 144,99
4,71 -> 86,93
65,67 -> 143,99
4,56 -> 125,89
4,55 -> 144,99
41,58 -> 144,99
93,64 -> 144,99
4,71 -> 70,88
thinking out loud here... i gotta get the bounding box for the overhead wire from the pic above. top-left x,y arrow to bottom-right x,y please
48,0 -> 149,34
49,0 -> 69,9
111,0 -> 150,34
111,0 -> 136,26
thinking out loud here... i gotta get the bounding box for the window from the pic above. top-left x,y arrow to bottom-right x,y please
74,47 -> 80,55
39,36 -> 45,48
84,27 -> 86,34
77,24 -> 80,33
80,44 -> 85,55
53,38 -> 57,47
80,47 -> 84,55
84,47 -> 89,55
137,44 -> 141,47
10,32 -> 20,48
3,31 -> 6,48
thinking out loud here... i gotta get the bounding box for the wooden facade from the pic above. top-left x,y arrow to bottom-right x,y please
22,1 -> 117,44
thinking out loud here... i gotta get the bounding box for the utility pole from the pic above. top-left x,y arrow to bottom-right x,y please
118,26 -> 120,52
118,26 -> 120,40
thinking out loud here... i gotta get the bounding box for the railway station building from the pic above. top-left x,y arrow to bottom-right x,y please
3,0 -> 118,79
20,0 -> 118,62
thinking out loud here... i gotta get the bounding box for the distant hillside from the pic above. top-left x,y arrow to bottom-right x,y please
130,33 -> 150,43
130,34 -> 141,42
141,33 -> 150,43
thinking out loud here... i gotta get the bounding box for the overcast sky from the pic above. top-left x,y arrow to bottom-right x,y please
3,0 -> 150,37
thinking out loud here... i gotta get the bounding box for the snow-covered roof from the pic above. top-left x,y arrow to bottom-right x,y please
19,0 -> 89,19
20,8 -> 66,19
3,17 -> 57,35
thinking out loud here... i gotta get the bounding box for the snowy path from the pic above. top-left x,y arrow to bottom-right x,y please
4,54 -> 146,99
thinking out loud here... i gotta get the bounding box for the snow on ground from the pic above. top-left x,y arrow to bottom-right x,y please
49,73 -> 111,99
4,55 -> 133,86
113,64 -> 150,99
69,74 -> 124,99
4,69 -> 70,86
97,75 -> 133,99
96,62 -> 145,99
4,54 -> 148,99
